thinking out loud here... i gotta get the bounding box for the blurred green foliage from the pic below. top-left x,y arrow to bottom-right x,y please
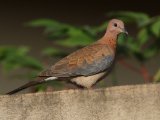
28,19 -> 95,47
0,46 -> 42,77
0,11 -> 160,91
28,11 -> 160,62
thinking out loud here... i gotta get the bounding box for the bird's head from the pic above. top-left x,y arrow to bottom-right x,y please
106,19 -> 128,35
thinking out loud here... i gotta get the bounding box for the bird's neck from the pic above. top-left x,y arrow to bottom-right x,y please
98,31 -> 118,51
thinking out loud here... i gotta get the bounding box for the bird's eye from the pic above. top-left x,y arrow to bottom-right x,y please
113,23 -> 117,27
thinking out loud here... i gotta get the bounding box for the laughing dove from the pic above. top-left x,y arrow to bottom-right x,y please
7,19 -> 128,95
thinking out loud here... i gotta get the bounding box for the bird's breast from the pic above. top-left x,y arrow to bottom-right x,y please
71,72 -> 106,88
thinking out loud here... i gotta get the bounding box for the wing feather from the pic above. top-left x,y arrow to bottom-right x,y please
39,43 -> 114,77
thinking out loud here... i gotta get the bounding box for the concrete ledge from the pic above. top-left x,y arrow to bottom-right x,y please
0,84 -> 160,120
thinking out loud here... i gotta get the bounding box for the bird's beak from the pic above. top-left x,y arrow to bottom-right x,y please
121,28 -> 128,35
124,29 -> 128,35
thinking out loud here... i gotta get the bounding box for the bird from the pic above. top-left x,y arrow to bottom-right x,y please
6,19 -> 128,95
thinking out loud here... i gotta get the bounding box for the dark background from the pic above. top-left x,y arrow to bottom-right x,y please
0,0 -> 159,46
0,0 -> 159,94
0,0 -> 159,53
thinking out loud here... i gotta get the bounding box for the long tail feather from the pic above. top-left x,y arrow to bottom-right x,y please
6,80 -> 45,95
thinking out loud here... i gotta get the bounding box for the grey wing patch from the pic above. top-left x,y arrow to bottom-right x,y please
73,55 -> 114,76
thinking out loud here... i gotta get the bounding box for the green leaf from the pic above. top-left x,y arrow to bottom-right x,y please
126,38 -> 140,53
27,19 -> 63,28
137,28 -> 149,45
57,35 -> 93,47
154,69 -> 160,82
21,56 -> 43,70
143,47 -> 158,59
117,33 -> 128,45
150,20 -> 160,37
81,26 -> 97,37
42,47 -> 67,57
0,46 -> 42,72
35,84 -> 47,92
56,28 -> 94,47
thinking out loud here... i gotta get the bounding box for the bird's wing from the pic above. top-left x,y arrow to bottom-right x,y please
39,43 -> 115,77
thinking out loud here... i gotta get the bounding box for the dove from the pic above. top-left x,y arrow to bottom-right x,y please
6,19 -> 128,95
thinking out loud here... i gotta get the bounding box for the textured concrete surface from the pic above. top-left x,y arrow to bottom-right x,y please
0,84 -> 160,120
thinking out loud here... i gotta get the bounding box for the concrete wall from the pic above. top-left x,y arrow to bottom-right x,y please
0,1 -> 160,94
0,84 -> 160,120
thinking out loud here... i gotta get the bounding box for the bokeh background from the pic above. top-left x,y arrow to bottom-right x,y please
0,0 -> 160,94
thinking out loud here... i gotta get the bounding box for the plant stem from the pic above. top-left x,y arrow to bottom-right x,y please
140,64 -> 152,83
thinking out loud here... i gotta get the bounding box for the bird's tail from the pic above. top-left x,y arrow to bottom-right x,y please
6,80 -> 45,95
6,77 -> 57,95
